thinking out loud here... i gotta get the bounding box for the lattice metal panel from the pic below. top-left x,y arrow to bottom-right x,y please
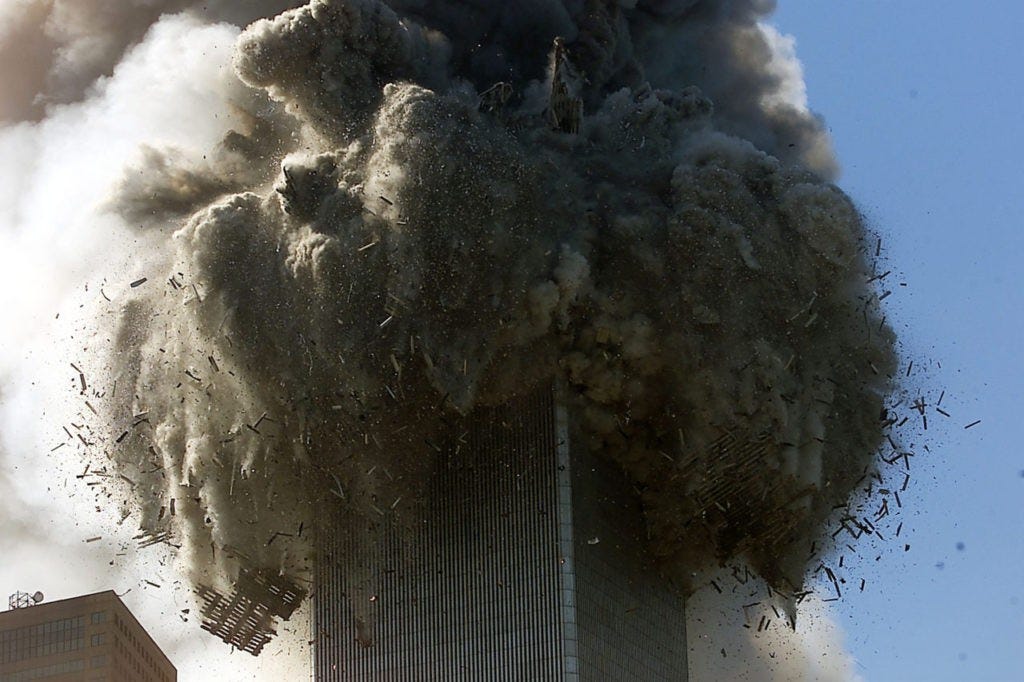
683,430 -> 810,558
197,567 -> 306,656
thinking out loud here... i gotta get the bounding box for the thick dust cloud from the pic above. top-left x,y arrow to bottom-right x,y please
84,0 -> 896,614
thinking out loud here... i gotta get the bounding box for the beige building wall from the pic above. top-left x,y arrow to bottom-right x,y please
0,590 -> 176,682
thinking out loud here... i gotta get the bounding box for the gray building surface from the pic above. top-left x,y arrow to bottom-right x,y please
314,386 -> 688,680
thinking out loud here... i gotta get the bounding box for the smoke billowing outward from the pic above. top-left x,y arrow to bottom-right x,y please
0,0 -> 307,122
1,0 -> 896,659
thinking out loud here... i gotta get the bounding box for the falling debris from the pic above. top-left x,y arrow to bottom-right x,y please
197,567 -> 306,656
26,0 -> 907,656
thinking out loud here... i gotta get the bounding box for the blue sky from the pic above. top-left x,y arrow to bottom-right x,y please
771,3 -> 1024,680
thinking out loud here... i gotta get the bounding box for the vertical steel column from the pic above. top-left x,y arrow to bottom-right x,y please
554,389 -> 579,681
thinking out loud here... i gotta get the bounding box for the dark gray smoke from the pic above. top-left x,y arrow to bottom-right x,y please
66,0 -> 894,620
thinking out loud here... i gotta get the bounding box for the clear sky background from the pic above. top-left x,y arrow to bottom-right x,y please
770,3 -> 1024,681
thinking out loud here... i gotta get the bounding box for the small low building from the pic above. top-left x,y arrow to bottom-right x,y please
0,590 -> 176,682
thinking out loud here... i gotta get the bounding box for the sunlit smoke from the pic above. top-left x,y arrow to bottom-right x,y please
0,0 -> 897,668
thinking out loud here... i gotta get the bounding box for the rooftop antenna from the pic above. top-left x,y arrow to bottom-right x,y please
8,591 -> 43,610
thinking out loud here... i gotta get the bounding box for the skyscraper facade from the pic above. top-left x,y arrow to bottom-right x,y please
314,386 -> 688,680
0,590 -> 176,682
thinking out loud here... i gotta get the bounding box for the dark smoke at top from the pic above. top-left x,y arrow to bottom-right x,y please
13,0 -> 895,624
1,0 -> 833,178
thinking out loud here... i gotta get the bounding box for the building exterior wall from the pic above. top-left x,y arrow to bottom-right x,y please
314,386 -> 687,681
569,428 -> 689,680
316,389 -> 567,681
0,591 -> 176,682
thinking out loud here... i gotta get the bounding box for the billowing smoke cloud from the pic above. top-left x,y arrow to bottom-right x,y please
0,0 -> 306,122
87,0 -> 896,608
0,0 -> 896,661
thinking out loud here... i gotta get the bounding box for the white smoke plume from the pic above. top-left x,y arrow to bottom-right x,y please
0,11 -> 314,677
0,0 -> 307,122
687,567 -> 865,681
0,0 -> 897,668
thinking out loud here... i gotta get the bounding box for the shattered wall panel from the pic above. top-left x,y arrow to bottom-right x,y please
197,567 -> 306,656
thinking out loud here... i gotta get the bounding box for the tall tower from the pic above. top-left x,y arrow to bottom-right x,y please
314,386 -> 688,680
